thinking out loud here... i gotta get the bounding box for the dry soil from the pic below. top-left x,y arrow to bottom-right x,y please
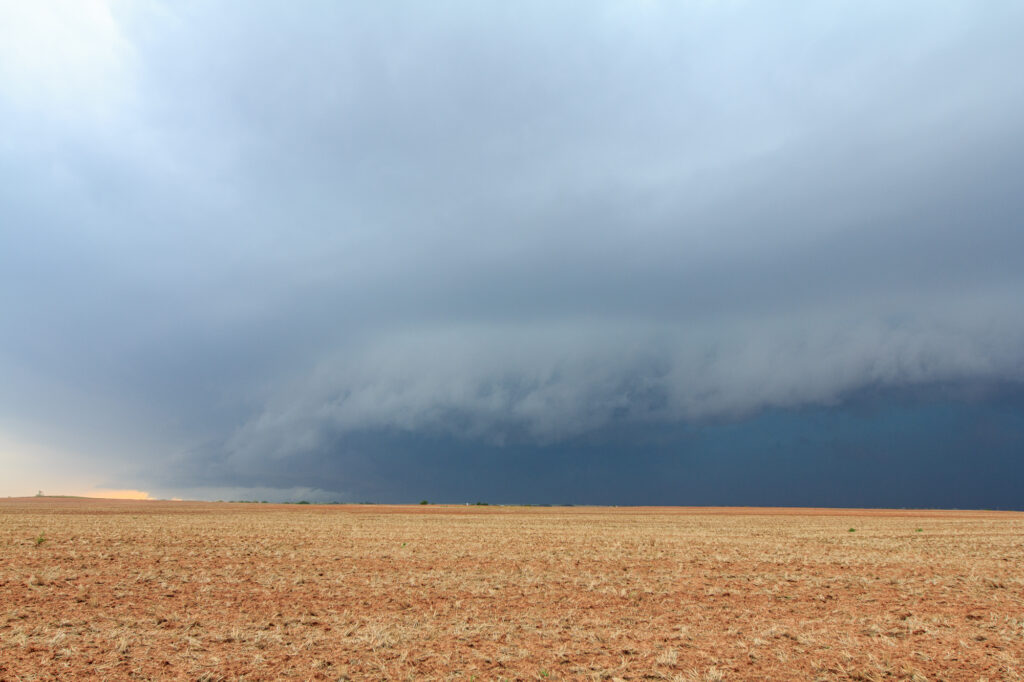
1,498 -> 1022,680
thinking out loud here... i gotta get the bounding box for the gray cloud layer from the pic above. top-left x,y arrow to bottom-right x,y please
2,2 -> 1023,495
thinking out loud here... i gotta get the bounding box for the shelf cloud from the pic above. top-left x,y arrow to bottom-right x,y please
2,2 -> 1023,504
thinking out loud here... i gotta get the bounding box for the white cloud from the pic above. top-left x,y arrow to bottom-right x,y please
0,0 -> 136,123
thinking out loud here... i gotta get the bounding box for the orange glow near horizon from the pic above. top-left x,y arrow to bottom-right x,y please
77,489 -> 154,500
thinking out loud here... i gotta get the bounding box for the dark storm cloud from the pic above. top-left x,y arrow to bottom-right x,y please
1,2 -> 1023,499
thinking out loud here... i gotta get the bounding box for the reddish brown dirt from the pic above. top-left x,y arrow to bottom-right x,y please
1,497 -> 1022,680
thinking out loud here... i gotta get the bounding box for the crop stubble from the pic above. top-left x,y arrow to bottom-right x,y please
1,498 -> 1022,680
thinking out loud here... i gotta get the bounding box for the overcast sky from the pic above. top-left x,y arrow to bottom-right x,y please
2,1 -> 1023,506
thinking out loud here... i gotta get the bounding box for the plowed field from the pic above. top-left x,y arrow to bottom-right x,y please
2,498 -> 1022,680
